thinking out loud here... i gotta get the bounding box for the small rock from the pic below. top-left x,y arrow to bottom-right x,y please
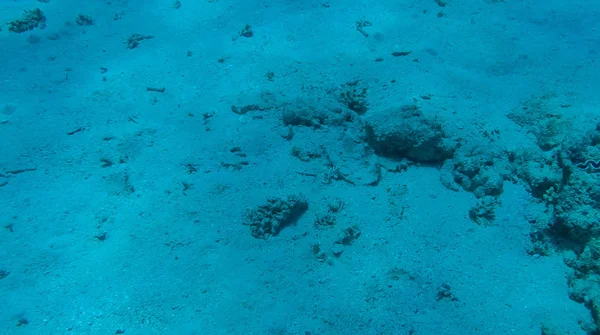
331,244 -> 344,257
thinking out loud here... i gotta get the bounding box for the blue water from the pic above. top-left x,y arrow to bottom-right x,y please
1,1 -> 599,334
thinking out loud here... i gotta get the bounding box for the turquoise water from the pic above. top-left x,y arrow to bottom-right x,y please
1,1 -> 599,334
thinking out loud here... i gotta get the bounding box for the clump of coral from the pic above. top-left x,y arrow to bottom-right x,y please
8,8 -> 46,33
244,194 -> 308,239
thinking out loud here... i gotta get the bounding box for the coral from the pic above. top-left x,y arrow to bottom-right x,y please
8,8 -> 46,33
469,196 -> 499,226
507,94 -> 569,151
338,80 -> 369,115
450,145 -> 507,198
513,149 -> 564,199
550,171 -> 600,244
244,195 -> 308,239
